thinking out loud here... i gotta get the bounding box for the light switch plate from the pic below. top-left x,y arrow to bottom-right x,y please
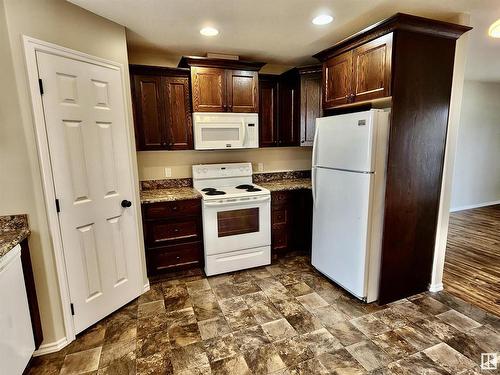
164,167 -> 172,178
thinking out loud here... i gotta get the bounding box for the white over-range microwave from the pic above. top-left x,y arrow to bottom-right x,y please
193,112 -> 259,150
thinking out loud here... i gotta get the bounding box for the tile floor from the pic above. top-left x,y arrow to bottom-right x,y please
27,255 -> 500,374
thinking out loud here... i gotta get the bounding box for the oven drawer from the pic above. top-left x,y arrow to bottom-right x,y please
143,199 -> 201,220
146,218 -> 201,247
146,242 -> 203,274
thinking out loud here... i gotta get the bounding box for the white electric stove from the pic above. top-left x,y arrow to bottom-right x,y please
192,163 -> 271,276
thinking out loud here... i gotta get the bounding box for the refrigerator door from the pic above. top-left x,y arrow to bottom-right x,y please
313,110 -> 377,172
311,167 -> 371,299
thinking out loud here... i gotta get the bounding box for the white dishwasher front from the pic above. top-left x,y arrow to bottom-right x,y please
0,244 -> 35,374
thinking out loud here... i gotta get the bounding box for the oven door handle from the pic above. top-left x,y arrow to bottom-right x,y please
204,195 -> 270,207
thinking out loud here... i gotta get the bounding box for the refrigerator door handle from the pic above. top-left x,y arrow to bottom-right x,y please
312,167 -> 317,206
312,119 -> 319,167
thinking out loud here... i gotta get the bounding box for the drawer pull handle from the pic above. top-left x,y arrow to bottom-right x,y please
172,206 -> 178,211
176,256 -> 180,260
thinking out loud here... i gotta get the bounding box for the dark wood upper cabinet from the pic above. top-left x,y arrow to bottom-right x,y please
163,76 -> 193,150
258,67 -> 321,148
130,65 -> 193,151
352,33 -> 392,103
226,70 -> 259,112
258,75 -> 278,147
132,74 -> 165,150
323,50 -> 353,108
314,13 -> 471,303
298,67 -> 322,146
179,56 -> 264,113
191,67 -> 226,112
278,72 -> 300,146
322,33 -> 392,109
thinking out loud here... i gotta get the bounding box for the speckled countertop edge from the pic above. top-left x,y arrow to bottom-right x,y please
259,178 -> 312,192
140,187 -> 202,204
0,215 -> 30,259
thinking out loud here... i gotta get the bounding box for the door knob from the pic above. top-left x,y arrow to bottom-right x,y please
121,200 -> 132,208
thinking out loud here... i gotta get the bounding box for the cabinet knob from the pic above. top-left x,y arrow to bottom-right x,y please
172,206 -> 178,211
174,228 -> 180,233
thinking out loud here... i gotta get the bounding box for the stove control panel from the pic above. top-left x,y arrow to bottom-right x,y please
193,163 -> 252,180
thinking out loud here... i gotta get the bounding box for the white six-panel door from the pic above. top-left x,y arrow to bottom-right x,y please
36,51 -> 142,333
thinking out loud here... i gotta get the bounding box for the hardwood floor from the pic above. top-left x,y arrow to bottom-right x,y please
444,204 -> 500,316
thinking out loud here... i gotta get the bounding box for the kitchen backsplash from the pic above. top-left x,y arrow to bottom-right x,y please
140,170 -> 311,190
137,147 -> 312,181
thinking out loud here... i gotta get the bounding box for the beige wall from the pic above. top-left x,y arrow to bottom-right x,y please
1,0 -> 146,346
450,80 -> 500,210
139,147 -> 313,180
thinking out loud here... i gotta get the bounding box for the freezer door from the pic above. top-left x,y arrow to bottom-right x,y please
313,110 -> 377,172
311,167 -> 371,299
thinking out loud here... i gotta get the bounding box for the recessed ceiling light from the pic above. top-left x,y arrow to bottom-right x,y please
312,14 -> 333,26
200,27 -> 219,36
489,19 -> 500,38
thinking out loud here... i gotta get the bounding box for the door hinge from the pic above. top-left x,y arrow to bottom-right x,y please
55,199 -> 60,213
38,78 -> 44,95
70,303 -> 75,315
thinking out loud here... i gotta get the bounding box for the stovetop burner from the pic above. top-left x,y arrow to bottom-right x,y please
201,187 -> 216,192
205,190 -> 226,196
236,184 -> 255,190
246,187 -> 262,192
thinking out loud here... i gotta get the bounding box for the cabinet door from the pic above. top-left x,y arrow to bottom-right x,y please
258,77 -> 278,147
226,70 -> 258,112
191,67 -> 226,112
352,33 -> 392,103
300,72 -> 322,146
323,50 -> 353,109
279,76 -> 300,146
163,76 -> 193,150
132,75 -> 166,150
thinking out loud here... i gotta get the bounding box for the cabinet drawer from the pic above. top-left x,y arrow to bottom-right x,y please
272,208 -> 288,225
272,224 -> 289,250
146,218 -> 201,246
272,191 -> 291,206
146,242 -> 202,274
143,199 -> 201,220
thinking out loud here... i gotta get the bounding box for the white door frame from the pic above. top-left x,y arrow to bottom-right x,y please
22,36 -> 145,350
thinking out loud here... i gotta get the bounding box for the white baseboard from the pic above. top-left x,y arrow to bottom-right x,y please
33,337 -> 70,356
428,283 -> 444,293
143,281 -> 150,293
450,200 -> 500,212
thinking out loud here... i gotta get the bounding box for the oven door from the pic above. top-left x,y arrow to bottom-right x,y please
194,114 -> 245,150
202,195 -> 271,255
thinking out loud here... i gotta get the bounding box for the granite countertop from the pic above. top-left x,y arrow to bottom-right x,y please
140,187 -> 202,204
260,178 -> 312,192
0,215 -> 30,259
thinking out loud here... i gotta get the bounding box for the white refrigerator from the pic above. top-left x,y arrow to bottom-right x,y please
311,109 -> 390,303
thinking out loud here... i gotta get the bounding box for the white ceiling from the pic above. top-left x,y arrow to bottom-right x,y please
68,0 -> 500,81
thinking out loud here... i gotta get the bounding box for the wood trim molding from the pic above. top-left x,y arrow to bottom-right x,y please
23,36 -> 147,347
178,56 -> 266,71
314,13 -> 472,61
129,64 -> 190,76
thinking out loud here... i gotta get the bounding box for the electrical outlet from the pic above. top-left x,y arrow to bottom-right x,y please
257,163 -> 264,172
164,167 -> 172,178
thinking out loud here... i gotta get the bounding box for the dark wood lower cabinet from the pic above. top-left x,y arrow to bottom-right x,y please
142,199 -> 203,275
20,239 -> 43,349
271,189 -> 312,257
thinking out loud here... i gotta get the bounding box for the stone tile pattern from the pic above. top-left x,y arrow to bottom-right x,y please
253,170 -> 311,183
0,214 -> 30,258
27,255 -> 500,375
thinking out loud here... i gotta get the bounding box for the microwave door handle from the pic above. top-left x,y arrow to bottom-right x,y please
241,119 -> 247,146
204,196 -> 270,207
